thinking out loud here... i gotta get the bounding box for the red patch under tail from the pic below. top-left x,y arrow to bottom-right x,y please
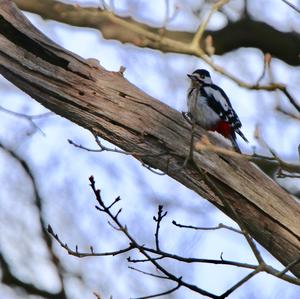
209,121 -> 241,152
210,120 -> 233,138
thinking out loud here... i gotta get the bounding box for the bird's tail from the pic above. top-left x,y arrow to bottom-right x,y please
236,129 -> 249,143
229,134 -> 241,153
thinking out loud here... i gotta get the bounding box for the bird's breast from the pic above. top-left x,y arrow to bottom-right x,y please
187,89 -> 220,129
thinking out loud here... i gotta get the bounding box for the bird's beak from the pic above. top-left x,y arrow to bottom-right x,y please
187,74 -> 192,79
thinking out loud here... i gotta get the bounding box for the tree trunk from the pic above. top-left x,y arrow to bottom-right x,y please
1,0 -> 300,277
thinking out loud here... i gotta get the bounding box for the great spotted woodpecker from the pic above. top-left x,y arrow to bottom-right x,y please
187,69 -> 248,153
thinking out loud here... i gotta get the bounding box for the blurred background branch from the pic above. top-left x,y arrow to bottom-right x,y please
14,0 -> 300,66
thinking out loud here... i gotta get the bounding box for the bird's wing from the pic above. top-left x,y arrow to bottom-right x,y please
202,84 -> 242,129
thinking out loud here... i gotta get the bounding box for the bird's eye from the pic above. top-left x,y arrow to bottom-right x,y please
200,74 -> 205,79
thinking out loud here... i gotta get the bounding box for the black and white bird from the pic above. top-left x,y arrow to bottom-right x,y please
186,69 -> 248,153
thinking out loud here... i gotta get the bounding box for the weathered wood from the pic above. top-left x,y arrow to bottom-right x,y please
1,0 -> 300,277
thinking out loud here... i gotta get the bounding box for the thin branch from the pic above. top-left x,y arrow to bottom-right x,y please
93,133 -> 133,155
153,205 -> 167,251
277,169 -> 300,179
0,105 -> 52,135
107,195 -> 121,209
47,225 -> 134,257
68,139 -> 103,152
48,175 -> 300,299
139,245 -> 258,270
276,105 -> 300,121
131,283 -> 180,299
69,133 -> 168,176
0,106 -> 52,120
93,291 -> 102,299
242,229 -> 264,265
281,0 -> 300,14
277,255 -> 300,277
88,177 -> 300,293
264,264 -> 300,285
88,176 -> 219,299
127,256 -> 165,263
128,266 -> 169,280
69,132 -> 169,158
191,0 -> 229,49
195,135 -> 300,175
90,178 -> 300,292
281,87 -> 300,113
220,266 -> 262,298
172,221 -> 243,234
255,131 -> 300,176
161,0 -> 179,29
142,163 -> 166,175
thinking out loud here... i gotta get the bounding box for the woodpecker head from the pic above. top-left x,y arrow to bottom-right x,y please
187,69 -> 212,86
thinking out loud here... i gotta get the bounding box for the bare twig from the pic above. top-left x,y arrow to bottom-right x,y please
68,139 -> 103,152
277,169 -> 300,179
47,225 -> 134,257
195,135 -> 300,176
191,0 -> 229,49
281,0 -> 300,14
153,205 -> 167,251
158,0 -> 180,39
48,176 -> 300,299
277,255 -> 300,277
131,283 -> 180,299
127,256 -> 165,263
69,132 -> 168,158
220,266 -> 262,298
89,176 -> 300,293
276,105 -> 300,121
137,245 -> 259,270
69,132 -> 168,176
255,130 -> 300,176
242,229 -> 264,265
281,87 -> 300,113
93,291 -> 102,299
128,266 -> 169,280
88,176 -> 219,299
141,163 -> 166,175
0,106 -> 52,135
172,221 -> 242,234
